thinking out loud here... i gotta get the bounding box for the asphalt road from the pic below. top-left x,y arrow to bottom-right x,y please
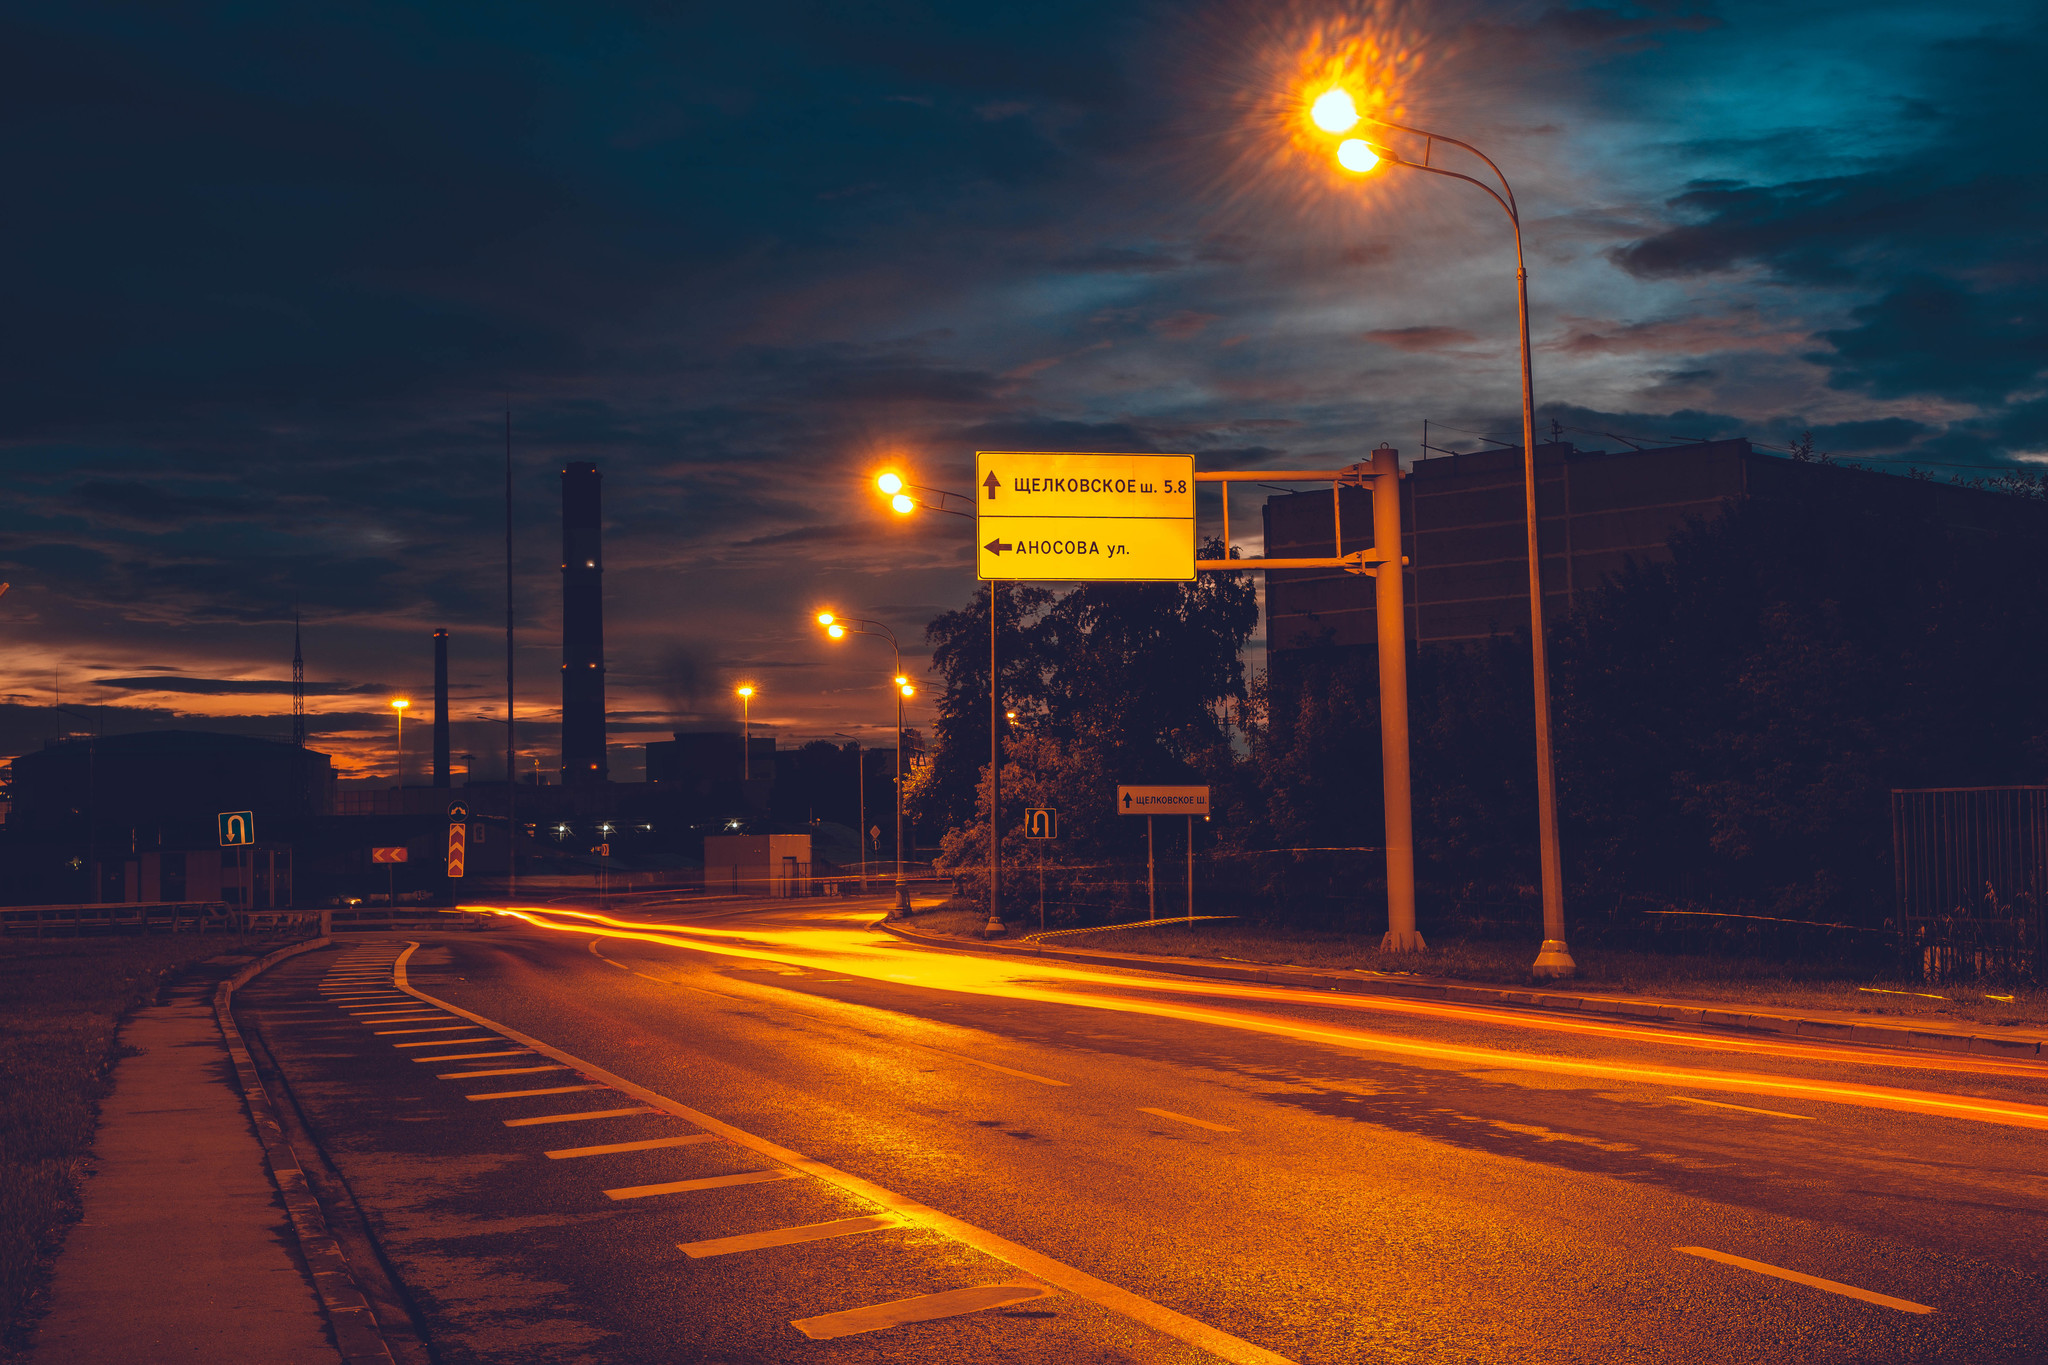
236,899 -> 2048,1364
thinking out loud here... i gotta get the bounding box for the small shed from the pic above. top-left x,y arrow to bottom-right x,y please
702,834 -> 812,898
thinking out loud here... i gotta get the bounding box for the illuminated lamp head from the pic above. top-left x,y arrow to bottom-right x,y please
876,471 -> 904,495
890,493 -> 916,515
1337,139 -> 1381,174
1311,89 -> 1360,134
827,623 -> 845,639
817,612 -> 835,627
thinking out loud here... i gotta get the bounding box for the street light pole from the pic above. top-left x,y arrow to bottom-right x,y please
736,685 -> 755,782
1312,93 -> 1574,977
390,698 -> 410,787
815,613 -> 914,917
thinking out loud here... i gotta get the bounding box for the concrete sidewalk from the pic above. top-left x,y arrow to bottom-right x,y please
28,962 -> 337,1365
880,920 -> 2048,1061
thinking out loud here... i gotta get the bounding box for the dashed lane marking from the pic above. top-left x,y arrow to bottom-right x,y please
1676,1247 -> 1934,1314
792,1279 -> 1056,1340
910,1044 -> 1069,1088
413,1050 -> 532,1062
1139,1107 -> 1239,1133
680,1213 -> 901,1259
1667,1095 -> 1815,1120
437,1065 -> 570,1079
396,943 -> 1298,1365
393,1037 -> 498,1047
373,1025 -> 476,1035
502,1106 -> 660,1127
464,1084 -> 611,1101
604,1169 -> 799,1201
545,1134 -> 718,1159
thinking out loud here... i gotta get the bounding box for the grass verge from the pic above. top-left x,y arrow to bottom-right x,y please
0,933 -> 300,1359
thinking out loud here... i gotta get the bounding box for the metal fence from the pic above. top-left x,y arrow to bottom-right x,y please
1892,786 -> 2048,982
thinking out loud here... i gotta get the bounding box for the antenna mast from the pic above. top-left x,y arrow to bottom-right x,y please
292,609 -> 306,747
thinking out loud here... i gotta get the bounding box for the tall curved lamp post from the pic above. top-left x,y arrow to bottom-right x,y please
816,612 -> 914,917
735,685 -> 756,782
1309,89 -> 1574,978
389,698 -> 410,785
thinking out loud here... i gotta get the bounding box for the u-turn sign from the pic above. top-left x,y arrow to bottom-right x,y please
218,811 -> 255,846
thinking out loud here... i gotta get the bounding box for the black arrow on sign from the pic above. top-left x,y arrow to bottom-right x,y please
1123,792 -> 1134,809
984,538 -> 1012,555
984,471 -> 1000,500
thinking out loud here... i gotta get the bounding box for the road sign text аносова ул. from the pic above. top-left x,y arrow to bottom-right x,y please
976,452 -> 1194,582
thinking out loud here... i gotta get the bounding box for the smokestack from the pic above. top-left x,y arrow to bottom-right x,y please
433,629 -> 451,788
561,461 -> 607,784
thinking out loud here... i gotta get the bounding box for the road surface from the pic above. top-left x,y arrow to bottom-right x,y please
234,897 -> 2048,1363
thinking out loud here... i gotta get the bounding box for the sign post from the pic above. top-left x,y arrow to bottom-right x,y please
218,812 -> 254,913
1119,787 -> 1208,922
447,802 -> 468,882
371,845 -> 407,903
1025,808 -> 1057,932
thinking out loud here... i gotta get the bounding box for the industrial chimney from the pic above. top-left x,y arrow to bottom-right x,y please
560,462 -> 607,784
432,629 -> 451,788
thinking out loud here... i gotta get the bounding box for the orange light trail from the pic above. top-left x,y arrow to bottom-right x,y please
465,904 -> 2048,1132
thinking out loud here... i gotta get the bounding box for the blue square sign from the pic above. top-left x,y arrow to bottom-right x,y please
218,811 -> 255,847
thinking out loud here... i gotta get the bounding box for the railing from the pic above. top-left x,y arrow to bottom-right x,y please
0,901 -> 233,937
1893,786 -> 2048,982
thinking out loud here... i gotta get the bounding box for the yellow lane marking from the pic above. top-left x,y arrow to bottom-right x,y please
1667,1094 -> 1815,1120
373,1025 -> 473,1035
464,1084 -> 610,1101
393,1037 -> 496,1047
604,1169 -> 797,1201
438,1065 -> 568,1078
1676,1247 -> 1934,1314
356,1013 -> 448,1021
681,1213 -> 901,1260
414,1050 -> 531,1062
502,1107 -> 659,1127
1139,1107 -> 1239,1133
545,1134 -> 719,1159
395,943 -> 1299,1365
793,1279 -> 1056,1340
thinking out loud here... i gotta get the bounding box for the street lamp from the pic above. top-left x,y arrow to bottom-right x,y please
871,473 -> 1007,936
1309,87 -> 1575,979
390,698 -> 410,785
816,611 -> 914,917
736,685 -> 756,781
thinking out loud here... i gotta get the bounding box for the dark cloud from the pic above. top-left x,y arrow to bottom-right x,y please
91,676 -> 368,696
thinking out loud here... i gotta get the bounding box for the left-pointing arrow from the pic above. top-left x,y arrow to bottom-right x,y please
984,538 -> 1012,555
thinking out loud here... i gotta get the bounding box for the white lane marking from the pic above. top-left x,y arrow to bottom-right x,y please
373,1025 -> 474,1035
907,1043 -> 1069,1087
392,1037 -> 497,1047
586,940 -> 744,998
356,1013 -> 449,1022
502,1106 -> 659,1127
437,1065 -> 568,1078
1139,1107 -> 1239,1133
681,1213 -> 901,1259
464,1084 -> 610,1101
545,1134 -> 719,1159
395,943 -> 1298,1365
1667,1094 -> 1814,1120
414,1050 -> 533,1062
604,1168 -> 798,1201
792,1279 -> 1055,1340
1676,1247 -> 1934,1314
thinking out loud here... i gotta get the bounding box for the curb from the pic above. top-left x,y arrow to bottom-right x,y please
213,937 -> 398,1365
875,921 -> 2047,1062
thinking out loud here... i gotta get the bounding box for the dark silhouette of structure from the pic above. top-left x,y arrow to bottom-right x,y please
561,461 -> 607,785
433,628 -> 451,788
291,611 -> 306,747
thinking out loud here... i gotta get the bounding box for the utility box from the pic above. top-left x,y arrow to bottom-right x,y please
702,834 -> 811,898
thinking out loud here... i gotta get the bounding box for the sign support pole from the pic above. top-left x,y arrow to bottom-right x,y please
1186,815 -> 1194,920
1372,444 -> 1425,952
984,580 -> 1005,937
1147,816 -> 1156,921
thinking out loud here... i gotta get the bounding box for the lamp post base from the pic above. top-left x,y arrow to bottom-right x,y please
1379,929 -> 1427,953
890,883 -> 909,919
1531,939 -> 1577,979
981,916 -> 1007,939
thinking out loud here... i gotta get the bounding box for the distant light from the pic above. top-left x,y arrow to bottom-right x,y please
827,623 -> 845,638
1311,89 -> 1360,134
1005,710 -> 1017,720
390,698 -> 410,711
894,675 -> 908,686
890,493 -> 916,515
817,612 -> 836,626
876,471 -> 904,495
737,685 -> 755,698
900,684 -> 915,697
1337,139 -> 1380,173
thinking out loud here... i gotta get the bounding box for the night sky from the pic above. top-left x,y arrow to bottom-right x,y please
2,0 -> 2040,781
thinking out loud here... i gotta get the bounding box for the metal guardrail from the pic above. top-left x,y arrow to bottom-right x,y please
0,900 -> 234,936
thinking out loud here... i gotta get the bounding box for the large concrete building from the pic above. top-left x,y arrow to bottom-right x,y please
1262,438 -> 2047,659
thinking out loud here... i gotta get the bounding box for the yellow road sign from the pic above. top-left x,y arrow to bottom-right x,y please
976,451 -> 1194,581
